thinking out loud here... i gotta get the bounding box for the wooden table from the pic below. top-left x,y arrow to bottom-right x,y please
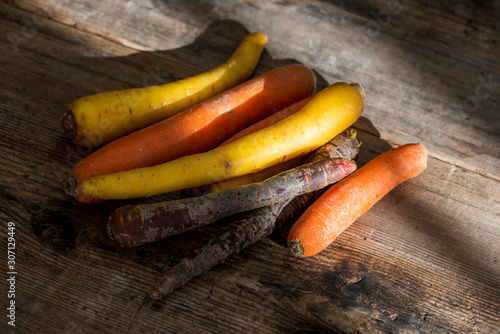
1,1 -> 499,333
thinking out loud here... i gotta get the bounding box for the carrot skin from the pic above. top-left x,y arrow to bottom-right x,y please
62,32 -> 268,147
149,200 -> 290,300
287,143 -> 428,257
109,157 -> 356,247
148,131 -> 360,299
149,190 -> 325,300
218,97 -> 312,146
203,154 -> 311,194
186,97 -> 312,196
73,82 -> 364,200
70,64 -> 316,203
205,129 -> 360,194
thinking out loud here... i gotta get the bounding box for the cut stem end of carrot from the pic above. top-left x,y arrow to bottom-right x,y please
288,239 -> 305,256
61,110 -> 76,141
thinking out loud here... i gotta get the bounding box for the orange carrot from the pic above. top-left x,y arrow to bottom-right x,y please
70,64 -> 316,203
287,143 -> 427,257
219,97 -> 312,146
187,97 -> 312,195
72,82 -> 363,201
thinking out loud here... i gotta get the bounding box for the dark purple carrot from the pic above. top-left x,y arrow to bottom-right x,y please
148,162 -> 347,300
148,131 -> 360,299
108,130 -> 359,248
109,157 -> 356,247
149,178 -> 331,300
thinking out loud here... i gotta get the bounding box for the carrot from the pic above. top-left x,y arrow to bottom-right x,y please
287,143 -> 428,258
69,64 -> 316,203
61,32 -> 268,147
148,132 -> 360,299
206,128 -> 360,193
108,157 -> 356,247
219,97 -> 312,146
149,200 -> 290,300
186,97 -> 312,196
149,191 -> 324,300
71,82 -> 365,200
204,154 -> 311,193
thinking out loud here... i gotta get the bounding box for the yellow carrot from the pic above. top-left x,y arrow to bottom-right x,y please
205,154 -> 311,193
61,32 -> 268,147
201,98 -> 313,194
206,128 -> 360,193
71,82 -> 365,200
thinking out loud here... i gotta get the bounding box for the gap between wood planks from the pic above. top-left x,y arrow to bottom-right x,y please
9,1 -> 500,184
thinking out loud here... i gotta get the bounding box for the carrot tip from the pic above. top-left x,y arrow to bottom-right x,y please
251,31 -> 268,46
61,110 -> 76,141
351,83 -> 365,100
149,286 -> 162,300
65,176 -> 78,197
288,239 -> 305,256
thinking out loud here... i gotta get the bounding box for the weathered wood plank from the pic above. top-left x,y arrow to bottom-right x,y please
10,0 -> 500,179
2,132 -> 499,333
1,1 -> 499,334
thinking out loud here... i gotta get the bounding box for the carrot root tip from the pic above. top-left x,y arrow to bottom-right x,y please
65,176 -> 78,197
288,239 -> 305,256
61,110 -> 76,141
149,286 -> 162,300
351,83 -> 365,100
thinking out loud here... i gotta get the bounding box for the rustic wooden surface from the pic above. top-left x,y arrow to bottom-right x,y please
1,0 -> 499,333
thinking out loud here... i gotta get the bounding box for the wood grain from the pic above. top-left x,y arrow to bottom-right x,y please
1,1 -> 499,333
10,0 -> 500,179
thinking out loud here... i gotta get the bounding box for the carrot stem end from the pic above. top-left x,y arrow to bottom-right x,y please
61,110 -> 76,141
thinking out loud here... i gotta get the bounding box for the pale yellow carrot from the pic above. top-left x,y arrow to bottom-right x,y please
62,32 -> 268,147
72,82 -> 365,200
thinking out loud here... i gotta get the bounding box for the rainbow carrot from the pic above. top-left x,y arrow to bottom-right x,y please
71,82 -> 364,200
288,143 -> 427,257
219,97 -> 311,146
70,64 -> 316,202
62,32 -> 268,147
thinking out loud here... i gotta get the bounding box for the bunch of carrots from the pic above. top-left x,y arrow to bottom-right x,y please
62,32 -> 427,300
